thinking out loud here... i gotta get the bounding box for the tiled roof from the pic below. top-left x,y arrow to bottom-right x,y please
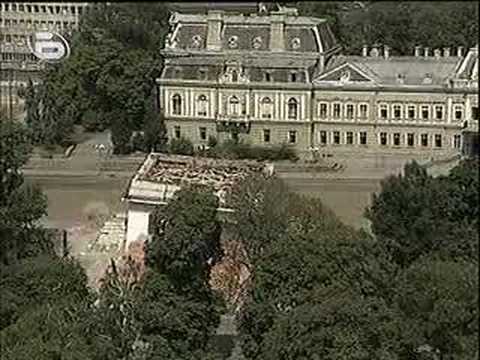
169,11 -> 338,54
174,24 -> 208,50
323,55 -> 462,85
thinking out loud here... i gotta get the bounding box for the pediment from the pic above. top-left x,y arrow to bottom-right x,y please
314,63 -> 376,84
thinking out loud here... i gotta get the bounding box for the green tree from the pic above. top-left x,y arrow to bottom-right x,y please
0,118 -> 52,265
146,185 -> 223,291
0,255 -> 89,331
394,258 -> 478,359
366,161 -> 478,266
142,107 -> 168,153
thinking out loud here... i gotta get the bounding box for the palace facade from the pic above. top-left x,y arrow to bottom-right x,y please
157,4 -> 479,156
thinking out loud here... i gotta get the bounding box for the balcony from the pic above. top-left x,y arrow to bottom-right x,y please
215,114 -> 251,134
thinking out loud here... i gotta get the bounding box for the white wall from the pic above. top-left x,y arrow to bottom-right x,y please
125,202 -> 155,247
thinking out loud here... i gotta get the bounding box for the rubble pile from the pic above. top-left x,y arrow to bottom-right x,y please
141,155 -> 266,192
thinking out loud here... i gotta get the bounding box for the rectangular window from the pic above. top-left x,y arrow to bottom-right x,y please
288,130 -> 297,144
320,130 -> 327,145
290,72 -> 297,82
333,103 -> 341,118
453,134 -> 461,149
435,105 -> 444,120
407,133 -> 415,147
393,133 -> 401,146
263,129 -> 271,143
454,105 -> 463,120
264,72 -> 272,82
199,127 -> 207,141
319,103 -> 328,119
393,105 -> 402,119
380,132 -> 387,146
472,106 -> 479,120
346,132 -> 354,145
435,134 -> 442,148
359,104 -> 368,118
407,105 -> 416,119
421,105 -> 430,120
174,126 -> 181,139
346,104 -> 354,119
379,104 -> 388,119
333,131 -> 340,144
359,132 -> 367,145
421,134 -> 429,147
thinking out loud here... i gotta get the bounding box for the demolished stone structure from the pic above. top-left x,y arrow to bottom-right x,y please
122,153 -> 273,247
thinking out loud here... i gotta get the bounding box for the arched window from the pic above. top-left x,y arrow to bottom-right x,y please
197,94 -> 208,116
287,98 -> 298,120
261,97 -> 273,119
229,96 -> 240,116
231,70 -> 238,82
172,94 -> 182,115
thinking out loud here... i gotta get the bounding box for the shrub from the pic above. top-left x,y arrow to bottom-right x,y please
169,137 -> 195,156
207,140 -> 297,161
131,132 -> 146,153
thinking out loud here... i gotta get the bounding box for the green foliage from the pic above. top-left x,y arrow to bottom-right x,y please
236,168 -> 478,359
0,118 -> 52,266
143,109 -> 168,153
28,2 -> 170,152
0,256 -> 89,331
169,137 -> 195,156
146,185 -> 223,290
207,140 -> 298,161
394,258 -> 478,359
111,111 -> 133,155
299,1 -> 479,55
366,160 -> 479,266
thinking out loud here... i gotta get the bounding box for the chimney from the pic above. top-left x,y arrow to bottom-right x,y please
269,13 -> 285,51
362,44 -> 368,57
206,11 -> 223,51
443,47 -> 450,57
434,48 -> 441,59
457,46 -> 464,57
424,47 -> 430,57
414,46 -> 422,57
384,45 -> 390,59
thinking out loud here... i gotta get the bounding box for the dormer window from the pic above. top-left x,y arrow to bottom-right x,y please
291,37 -> 301,50
191,35 -> 202,49
228,36 -> 238,49
198,68 -> 208,80
423,73 -> 433,84
252,36 -> 262,49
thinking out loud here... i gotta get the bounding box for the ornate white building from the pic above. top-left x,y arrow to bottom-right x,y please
157,4 -> 479,156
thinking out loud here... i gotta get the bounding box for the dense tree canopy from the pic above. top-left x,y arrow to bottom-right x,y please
298,1 -> 479,55
25,2 -> 170,152
235,160 -> 478,359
